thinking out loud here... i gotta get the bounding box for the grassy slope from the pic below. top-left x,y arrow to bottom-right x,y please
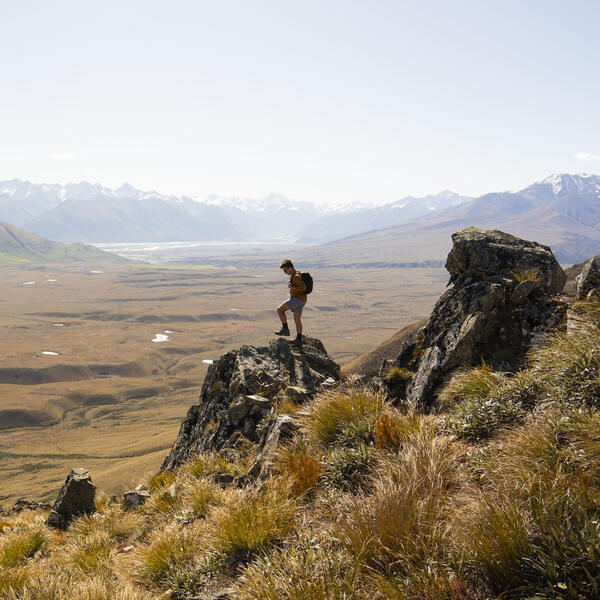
3,297 -> 600,599
0,221 -> 127,264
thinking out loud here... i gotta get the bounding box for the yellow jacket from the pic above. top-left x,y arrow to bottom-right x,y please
289,271 -> 307,302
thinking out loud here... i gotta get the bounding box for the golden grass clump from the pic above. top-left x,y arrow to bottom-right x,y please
531,323 -> 600,407
513,267 -> 542,284
0,564 -> 43,596
0,522 -> 49,569
183,451 -> 239,479
134,521 -> 203,584
60,530 -> 116,574
451,406 -> 600,597
436,363 -> 506,412
67,504 -> 145,544
303,386 -> 387,447
335,432 -> 466,575
373,409 -> 428,451
180,477 -> 223,519
2,570 -> 149,600
276,438 -> 323,497
234,536 -> 361,600
208,479 -> 297,558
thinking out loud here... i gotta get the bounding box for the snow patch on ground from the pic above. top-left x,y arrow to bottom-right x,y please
152,334 -> 169,343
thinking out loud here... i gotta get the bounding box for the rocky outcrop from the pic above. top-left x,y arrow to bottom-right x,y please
161,336 -> 339,472
46,468 -> 96,530
576,257 -> 600,300
388,228 -> 567,410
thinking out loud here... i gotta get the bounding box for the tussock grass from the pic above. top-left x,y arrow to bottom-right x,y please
0,522 -> 49,568
277,438 -> 323,496
373,410 -> 428,451
303,386 -> 387,447
184,451 -> 238,479
234,536 -> 361,600
441,368 -> 541,441
208,479 -> 297,558
335,432 -> 466,574
180,478 -> 223,519
60,530 -> 116,574
322,443 -> 376,493
0,564 -> 42,596
67,505 -> 144,544
134,522 -> 202,584
513,267 -> 542,284
3,570 -> 148,600
531,324 -> 600,407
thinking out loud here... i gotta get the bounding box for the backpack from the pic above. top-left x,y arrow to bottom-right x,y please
300,272 -> 313,294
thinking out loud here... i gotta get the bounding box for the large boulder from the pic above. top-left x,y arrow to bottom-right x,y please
46,468 -> 96,530
388,228 -> 567,410
446,227 -> 566,294
161,336 -> 339,472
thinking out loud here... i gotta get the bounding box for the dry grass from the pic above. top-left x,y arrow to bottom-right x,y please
208,479 -> 297,558
277,438 -> 323,496
303,386 -> 387,447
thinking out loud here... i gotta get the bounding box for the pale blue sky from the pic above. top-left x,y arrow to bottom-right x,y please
2,0 -> 599,204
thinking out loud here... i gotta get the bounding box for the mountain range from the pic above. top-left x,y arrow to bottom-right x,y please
2,174 -> 600,264
297,174 -> 600,266
0,179 -> 471,244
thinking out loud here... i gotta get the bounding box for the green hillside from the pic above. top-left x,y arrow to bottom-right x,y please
0,222 -> 127,264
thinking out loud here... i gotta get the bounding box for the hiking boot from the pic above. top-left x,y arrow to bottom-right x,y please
295,334 -> 303,343
275,324 -> 290,336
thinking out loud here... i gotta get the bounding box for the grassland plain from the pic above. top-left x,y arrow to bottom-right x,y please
0,262 -> 447,503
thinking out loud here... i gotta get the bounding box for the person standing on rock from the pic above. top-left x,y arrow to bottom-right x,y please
276,259 -> 306,342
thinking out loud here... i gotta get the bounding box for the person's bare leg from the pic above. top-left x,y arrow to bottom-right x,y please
277,303 -> 289,325
293,311 -> 303,337
276,304 -> 291,335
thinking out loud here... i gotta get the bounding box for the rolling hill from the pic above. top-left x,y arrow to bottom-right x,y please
0,222 -> 127,264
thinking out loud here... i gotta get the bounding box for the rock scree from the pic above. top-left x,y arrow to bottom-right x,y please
161,336 -> 340,473
384,228 -> 567,411
46,468 -> 96,530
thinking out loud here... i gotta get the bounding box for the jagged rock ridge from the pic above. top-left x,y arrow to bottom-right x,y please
161,336 -> 340,473
385,228 -> 567,410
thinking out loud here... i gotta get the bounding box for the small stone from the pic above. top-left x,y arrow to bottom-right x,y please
122,485 -> 151,510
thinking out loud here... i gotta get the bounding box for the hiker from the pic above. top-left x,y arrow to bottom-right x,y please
276,259 -> 307,342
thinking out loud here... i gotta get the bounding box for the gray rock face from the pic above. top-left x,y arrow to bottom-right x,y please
161,337 -> 339,472
389,228 -> 566,410
242,414 -> 300,483
446,227 -> 566,294
576,257 -> 600,300
46,468 -> 96,530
